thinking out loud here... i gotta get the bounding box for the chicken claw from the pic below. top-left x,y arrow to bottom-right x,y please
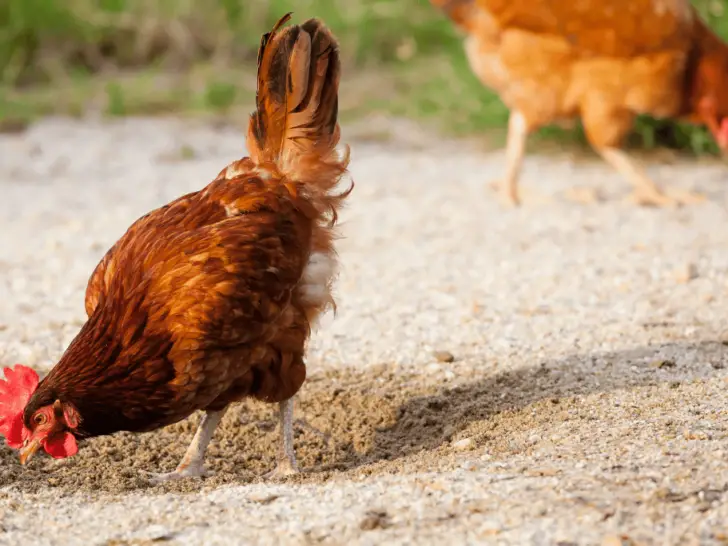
488,178 -> 521,207
626,186 -> 706,207
599,146 -> 706,208
262,460 -> 299,480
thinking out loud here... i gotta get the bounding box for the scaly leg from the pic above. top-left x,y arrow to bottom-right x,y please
490,110 -> 529,206
598,147 -> 705,207
264,397 -> 299,479
146,408 -> 227,484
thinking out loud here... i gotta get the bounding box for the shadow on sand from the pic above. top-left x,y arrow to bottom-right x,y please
0,339 -> 725,493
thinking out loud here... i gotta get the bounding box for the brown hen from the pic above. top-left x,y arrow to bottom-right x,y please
431,0 -> 728,206
16,13 -> 352,482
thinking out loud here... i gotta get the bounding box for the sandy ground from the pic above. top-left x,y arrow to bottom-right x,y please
0,117 -> 728,545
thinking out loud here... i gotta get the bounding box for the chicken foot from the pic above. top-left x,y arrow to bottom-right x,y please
489,110 -> 528,206
598,147 -> 705,207
263,397 -> 299,479
145,408 -> 227,484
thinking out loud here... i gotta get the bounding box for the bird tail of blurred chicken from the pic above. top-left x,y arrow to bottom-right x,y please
429,0 -> 484,34
247,13 -> 350,213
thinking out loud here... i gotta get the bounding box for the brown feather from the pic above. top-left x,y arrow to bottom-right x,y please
247,15 -> 347,190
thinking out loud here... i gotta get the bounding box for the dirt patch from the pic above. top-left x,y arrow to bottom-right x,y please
1,340 -> 725,496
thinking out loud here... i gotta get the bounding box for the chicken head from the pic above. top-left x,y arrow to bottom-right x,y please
0,364 -> 79,464
20,399 -> 80,464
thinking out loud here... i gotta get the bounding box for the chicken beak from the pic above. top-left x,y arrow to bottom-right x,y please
19,438 -> 42,465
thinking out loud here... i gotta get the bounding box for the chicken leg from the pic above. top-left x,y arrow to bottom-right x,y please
263,397 -> 299,479
146,408 -> 227,484
490,110 -> 529,206
597,147 -> 705,207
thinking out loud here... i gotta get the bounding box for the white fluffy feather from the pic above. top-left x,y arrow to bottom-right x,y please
298,252 -> 336,307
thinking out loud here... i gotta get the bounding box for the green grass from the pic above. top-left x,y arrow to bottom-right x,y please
0,0 -> 727,154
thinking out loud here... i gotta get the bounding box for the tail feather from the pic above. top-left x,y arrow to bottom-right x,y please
429,0 -> 482,34
247,13 -> 347,191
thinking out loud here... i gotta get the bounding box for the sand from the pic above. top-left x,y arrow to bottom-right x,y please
0,117 -> 727,545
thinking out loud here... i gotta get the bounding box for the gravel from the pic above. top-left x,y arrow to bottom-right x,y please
1,117 -> 728,545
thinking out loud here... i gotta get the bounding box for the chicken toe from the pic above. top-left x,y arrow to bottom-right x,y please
146,408 -> 227,484
626,186 -> 706,207
625,186 -> 678,207
598,147 -> 705,207
488,178 -> 522,207
263,461 -> 299,480
263,398 -> 299,479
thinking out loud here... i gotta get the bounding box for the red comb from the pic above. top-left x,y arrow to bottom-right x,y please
0,365 -> 39,449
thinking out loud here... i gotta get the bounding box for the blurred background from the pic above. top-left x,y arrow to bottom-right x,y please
1,0 -> 727,155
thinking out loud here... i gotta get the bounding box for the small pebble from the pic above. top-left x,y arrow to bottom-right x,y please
675,262 -> 698,283
433,350 -> 455,363
601,535 -> 627,546
360,510 -> 390,530
524,467 -> 560,477
452,438 -> 474,451
248,492 -> 280,504
649,359 -> 676,369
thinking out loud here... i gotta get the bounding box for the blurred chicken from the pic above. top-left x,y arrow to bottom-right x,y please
431,0 -> 728,206
0,13 -> 351,482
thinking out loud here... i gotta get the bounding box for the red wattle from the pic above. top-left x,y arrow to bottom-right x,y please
44,432 -> 78,459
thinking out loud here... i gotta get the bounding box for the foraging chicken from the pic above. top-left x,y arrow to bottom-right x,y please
430,0 -> 728,206
0,13 -> 351,482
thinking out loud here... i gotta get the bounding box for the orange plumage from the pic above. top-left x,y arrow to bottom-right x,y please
431,0 -> 728,206
12,14 -> 352,480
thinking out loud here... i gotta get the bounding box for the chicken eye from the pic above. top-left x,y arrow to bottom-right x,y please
34,413 -> 47,425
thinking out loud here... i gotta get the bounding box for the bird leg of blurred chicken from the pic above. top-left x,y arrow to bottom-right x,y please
490,111 -> 528,206
264,397 -> 299,479
582,103 -> 704,206
147,408 -> 227,484
597,147 -> 705,207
